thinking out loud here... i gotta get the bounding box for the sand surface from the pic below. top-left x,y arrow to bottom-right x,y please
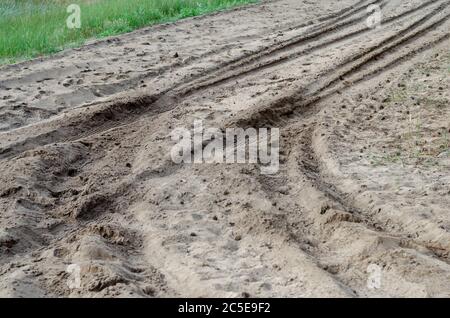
0,0 -> 449,297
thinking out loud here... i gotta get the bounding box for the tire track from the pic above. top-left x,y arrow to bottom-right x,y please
0,0 -> 446,160
0,0 -> 383,158
291,112 -> 450,262
181,0 -> 443,94
312,6 -> 450,94
180,0 -> 388,95
236,9 -> 450,270
230,9 -> 450,128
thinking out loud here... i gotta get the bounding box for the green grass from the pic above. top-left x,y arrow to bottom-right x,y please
0,0 -> 257,64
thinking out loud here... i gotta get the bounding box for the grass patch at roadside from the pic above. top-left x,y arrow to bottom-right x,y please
0,0 -> 257,64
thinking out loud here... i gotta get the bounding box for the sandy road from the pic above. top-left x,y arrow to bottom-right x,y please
0,0 -> 449,297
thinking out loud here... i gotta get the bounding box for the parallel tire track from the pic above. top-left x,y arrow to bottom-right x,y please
0,0 -> 447,161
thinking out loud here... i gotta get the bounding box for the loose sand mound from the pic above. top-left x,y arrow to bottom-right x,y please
0,0 -> 449,297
